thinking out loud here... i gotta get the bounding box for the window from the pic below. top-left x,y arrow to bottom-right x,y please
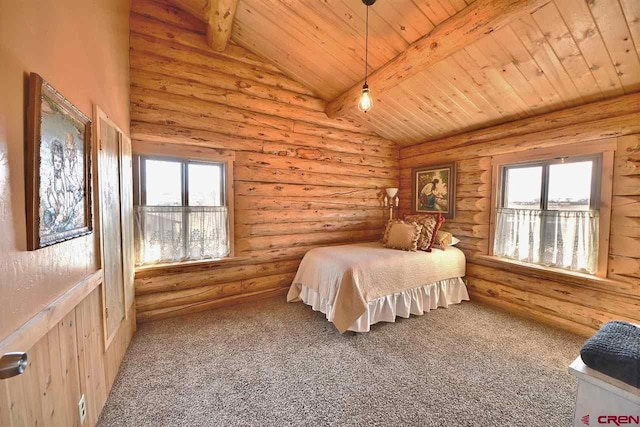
493,155 -> 602,274
134,155 -> 231,265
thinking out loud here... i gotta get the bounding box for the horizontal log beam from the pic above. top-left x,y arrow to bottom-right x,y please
235,219 -> 386,239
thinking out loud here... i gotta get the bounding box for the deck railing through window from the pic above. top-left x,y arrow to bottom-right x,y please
493,208 -> 599,274
135,206 -> 229,265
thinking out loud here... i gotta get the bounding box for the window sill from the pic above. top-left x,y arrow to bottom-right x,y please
135,256 -> 248,275
472,255 -> 636,297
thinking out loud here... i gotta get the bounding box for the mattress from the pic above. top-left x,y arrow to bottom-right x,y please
287,242 -> 468,333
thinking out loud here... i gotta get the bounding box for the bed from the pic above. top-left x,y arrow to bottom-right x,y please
287,242 -> 468,333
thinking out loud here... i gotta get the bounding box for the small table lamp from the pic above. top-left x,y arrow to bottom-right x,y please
384,188 -> 399,219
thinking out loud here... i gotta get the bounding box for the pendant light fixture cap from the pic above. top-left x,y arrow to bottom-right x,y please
362,0 -> 376,5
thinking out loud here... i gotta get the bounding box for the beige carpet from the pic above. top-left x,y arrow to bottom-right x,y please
98,297 -> 584,427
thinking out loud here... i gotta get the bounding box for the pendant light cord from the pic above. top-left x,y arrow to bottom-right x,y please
364,5 -> 369,85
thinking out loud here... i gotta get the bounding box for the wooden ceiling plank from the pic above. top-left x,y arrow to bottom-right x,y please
510,15 -> 584,106
435,0 -> 461,16
368,93 -> 437,137
554,0 -> 625,97
255,1 -> 368,82
371,95 -> 436,140
326,0 -> 551,119
396,77 -> 473,131
391,83 -> 460,136
405,69 -> 482,128
231,22 -> 351,99
230,30 -> 335,100
419,0 -> 454,23
620,0 -> 640,58
206,0 -> 238,51
356,109 -> 418,144
588,0 -> 640,93
410,1 -> 449,26
451,49 -> 528,120
338,0 -> 410,54
233,4 -> 360,91
311,1 -> 401,64
379,89 -> 449,137
492,25 -> 567,110
476,35 -> 554,114
295,0 -> 394,68
532,2 -> 603,103
463,42 -> 538,117
418,66 -> 496,128
388,80 -> 462,135
372,1 -> 432,45
384,86 -> 455,138
430,58 -> 507,126
443,0 -> 471,13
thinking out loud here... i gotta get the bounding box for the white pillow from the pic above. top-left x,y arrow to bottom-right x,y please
450,236 -> 460,246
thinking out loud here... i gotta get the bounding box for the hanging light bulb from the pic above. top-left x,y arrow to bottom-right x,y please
358,0 -> 376,113
358,83 -> 372,113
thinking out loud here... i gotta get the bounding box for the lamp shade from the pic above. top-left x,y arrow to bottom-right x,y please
385,188 -> 398,198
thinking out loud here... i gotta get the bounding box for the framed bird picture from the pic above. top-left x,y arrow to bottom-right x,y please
25,73 -> 93,250
411,163 -> 456,219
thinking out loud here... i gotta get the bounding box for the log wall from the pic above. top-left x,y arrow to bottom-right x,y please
130,0 -> 399,322
399,98 -> 640,337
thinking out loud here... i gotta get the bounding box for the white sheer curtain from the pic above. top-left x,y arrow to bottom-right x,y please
494,208 -> 599,274
135,206 -> 229,265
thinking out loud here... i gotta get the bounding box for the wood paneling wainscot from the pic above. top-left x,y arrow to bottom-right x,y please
129,0 -> 399,323
399,94 -> 640,337
0,272 -> 136,427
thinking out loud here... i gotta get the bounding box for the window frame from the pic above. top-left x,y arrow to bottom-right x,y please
500,155 -> 602,211
489,139 -> 615,278
132,143 -> 236,262
137,156 -> 227,208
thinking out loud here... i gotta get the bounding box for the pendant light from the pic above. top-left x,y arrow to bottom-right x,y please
358,0 -> 376,113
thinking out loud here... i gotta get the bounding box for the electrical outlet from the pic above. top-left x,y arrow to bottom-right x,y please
78,394 -> 87,424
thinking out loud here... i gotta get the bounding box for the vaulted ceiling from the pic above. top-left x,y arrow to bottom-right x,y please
168,0 -> 640,146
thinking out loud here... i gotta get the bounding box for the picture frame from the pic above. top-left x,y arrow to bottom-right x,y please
26,73 -> 93,250
411,162 -> 456,219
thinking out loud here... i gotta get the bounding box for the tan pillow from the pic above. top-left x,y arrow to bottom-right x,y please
382,219 -> 404,244
404,214 -> 444,251
434,230 -> 453,250
383,222 -> 423,251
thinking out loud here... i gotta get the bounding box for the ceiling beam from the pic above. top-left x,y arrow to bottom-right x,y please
206,0 -> 238,52
325,0 -> 550,119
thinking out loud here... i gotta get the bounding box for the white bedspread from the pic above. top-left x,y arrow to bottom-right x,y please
287,242 -> 467,333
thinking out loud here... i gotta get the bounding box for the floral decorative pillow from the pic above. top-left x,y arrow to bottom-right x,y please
404,213 -> 445,251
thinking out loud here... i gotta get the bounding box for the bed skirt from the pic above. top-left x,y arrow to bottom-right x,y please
297,277 -> 470,333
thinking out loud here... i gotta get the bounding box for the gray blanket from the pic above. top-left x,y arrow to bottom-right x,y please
580,321 -> 640,388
